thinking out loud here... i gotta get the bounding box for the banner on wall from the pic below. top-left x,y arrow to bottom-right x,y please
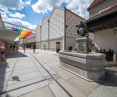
12,26 -> 32,39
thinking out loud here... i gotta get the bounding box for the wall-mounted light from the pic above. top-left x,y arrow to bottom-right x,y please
66,25 -> 68,28
113,29 -> 117,34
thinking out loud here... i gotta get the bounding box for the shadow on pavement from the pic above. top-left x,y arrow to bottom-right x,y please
0,49 -> 27,95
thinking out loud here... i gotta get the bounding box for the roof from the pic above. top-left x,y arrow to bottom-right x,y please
86,4 -> 117,22
87,0 -> 107,11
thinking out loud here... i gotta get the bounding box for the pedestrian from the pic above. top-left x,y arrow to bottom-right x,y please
10,43 -> 12,50
23,45 -> 26,53
0,43 -> 9,65
13,43 -> 16,54
33,43 -> 36,54
16,45 -> 19,53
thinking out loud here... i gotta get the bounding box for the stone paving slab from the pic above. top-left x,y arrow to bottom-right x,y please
107,72 -> 117,85
51,65 -> 64,72
57,70 -> 76,80
6,76 -> 44,91
38,68 -> 50,78
0,78 -> 8,88
11,67 -> 38,77
15,62 -> 34,66
0,86 -> 6,93
14,64 -> 35,71
8,71 -> 42,85
49,82 -> 70,97
57,78 -> 86,97
0,72 -> 12,79
67,76 -> 100,96
88,81 -> 117,97
7,80 -> 49,97
20,86 -> 56,97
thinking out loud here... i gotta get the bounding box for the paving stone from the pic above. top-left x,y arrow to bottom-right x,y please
11,67 -> 38,76
0,72 -> 12,79
15,62 -> 34,66
20,86 -> 56,97
34,63 -> 42,68
49,82 -> 70,97
57,78 -> 86,97
46,61 -> 59,67
49,70 -> 56,75
47,78 -> 55,84
8,71 -> 42,85
0,78 -> 8,88
52,74 -> 61,80
14,64 -> 35,71
0,86 -> 6,93
51,66 -> 64,72
57,70 -> 75,80
38,68 -> 50,78
43,65 -> 52,71
107,72 -> 117,85
88,82 -> 117,97
6,77 -> 44,91
7,80 -> 49,97
0,93 -> 8,97
67,76 -> 99,96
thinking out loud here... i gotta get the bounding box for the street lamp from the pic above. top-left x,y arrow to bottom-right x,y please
113,29 -> 117,34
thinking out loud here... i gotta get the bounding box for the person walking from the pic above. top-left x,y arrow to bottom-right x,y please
23,45 -> 26,53
10,43 -> 12,50
13,43 -> 16,54
33,43 -> 36,54
0,43 -> 9,65
16,45 -> 19,53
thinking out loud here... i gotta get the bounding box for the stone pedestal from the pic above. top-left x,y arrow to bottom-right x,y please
75,37 -> 89,54
59,51 -> 106,81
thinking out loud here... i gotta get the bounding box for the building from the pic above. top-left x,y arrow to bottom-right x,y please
36,6 -> 85,52
0,14 -> 20,48
19,33 -> 36,48
86,0 -> 117,53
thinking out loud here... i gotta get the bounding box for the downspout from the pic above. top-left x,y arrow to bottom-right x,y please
40,26 -> 41,49
48,20 -> 49,50
64,7 -> 66,50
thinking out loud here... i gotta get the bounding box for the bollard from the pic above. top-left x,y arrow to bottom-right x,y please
113,54 -> 116,63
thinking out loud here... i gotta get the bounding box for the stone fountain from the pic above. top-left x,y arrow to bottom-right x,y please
59,21 -> 106,81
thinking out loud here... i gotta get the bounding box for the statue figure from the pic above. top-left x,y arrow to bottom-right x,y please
76,21 -> 89,36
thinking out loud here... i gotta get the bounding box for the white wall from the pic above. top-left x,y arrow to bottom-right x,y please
89,0 -> 117,18
94,27 -> 117,53
41,17 -> 48,41
49,7 -> 65,39
65,9 -> 85,50
36,23 -> 41,42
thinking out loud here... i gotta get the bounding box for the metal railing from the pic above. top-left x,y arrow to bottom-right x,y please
3,21 -> 36,33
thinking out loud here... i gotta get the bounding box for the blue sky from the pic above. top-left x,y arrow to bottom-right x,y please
0,0 -> 94,31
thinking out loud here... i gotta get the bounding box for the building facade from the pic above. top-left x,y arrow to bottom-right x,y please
20,33 -> 36,48
87,0 -> 117,53
36,6 -> 85,52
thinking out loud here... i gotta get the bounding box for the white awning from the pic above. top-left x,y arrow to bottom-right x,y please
0,27 -> 20,43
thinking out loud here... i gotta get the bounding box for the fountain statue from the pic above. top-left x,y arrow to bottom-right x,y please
59,21 -> 106,81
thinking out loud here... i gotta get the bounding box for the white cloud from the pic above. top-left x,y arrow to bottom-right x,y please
9,12 -> 25,19
24,0 -> 31,5
0,11 -> 36,30
0,0 -> 24,10
31,0 -> 63,14
31,0 -> 94,19
65,0 -> 94,19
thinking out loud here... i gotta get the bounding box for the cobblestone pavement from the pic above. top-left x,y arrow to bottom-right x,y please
0,49 -> 117,97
